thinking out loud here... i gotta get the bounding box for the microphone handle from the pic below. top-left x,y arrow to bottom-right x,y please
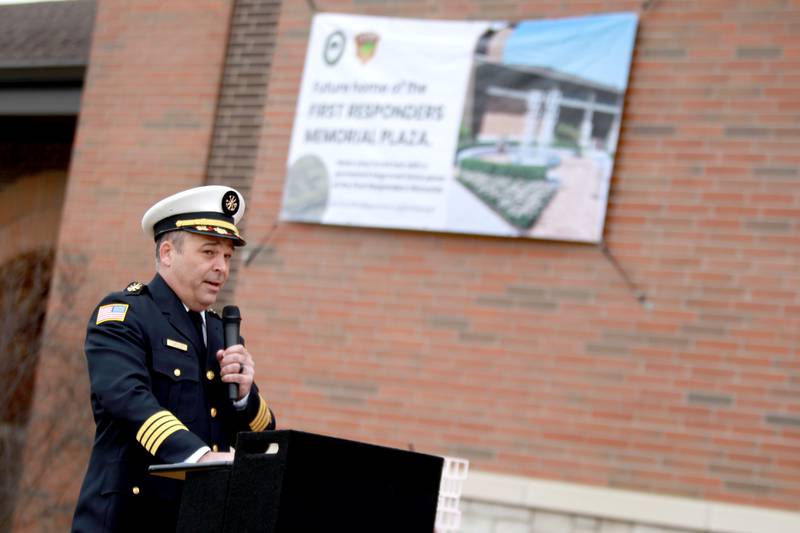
223,321 -> 240,401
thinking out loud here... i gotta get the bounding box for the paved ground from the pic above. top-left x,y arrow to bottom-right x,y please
445,151 -> 612,242
529,153 -> 610,243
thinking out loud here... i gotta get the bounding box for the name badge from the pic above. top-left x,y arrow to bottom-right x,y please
166,338 -> 188,351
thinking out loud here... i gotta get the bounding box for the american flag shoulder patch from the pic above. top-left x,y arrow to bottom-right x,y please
96,303 -> 129,324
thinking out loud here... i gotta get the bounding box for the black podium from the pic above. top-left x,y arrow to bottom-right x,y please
160,430 -> 443,532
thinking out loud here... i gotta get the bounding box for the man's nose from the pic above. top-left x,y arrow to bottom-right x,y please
214,255 -> 229,275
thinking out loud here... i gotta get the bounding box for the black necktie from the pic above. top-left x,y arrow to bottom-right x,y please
187,310 -> 205,348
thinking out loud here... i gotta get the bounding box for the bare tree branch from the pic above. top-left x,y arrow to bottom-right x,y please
1,249 -> 93,532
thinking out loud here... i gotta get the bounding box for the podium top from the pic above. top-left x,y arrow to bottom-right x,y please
148,459 -> 233,480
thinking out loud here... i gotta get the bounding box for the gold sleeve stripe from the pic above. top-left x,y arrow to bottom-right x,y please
249,394 -> 271,432
143,419 -> 184,453
148,422 -> 188,455
140,413 -> 178,447
249,397 -> 266,431
136,410 -> 188,455
137,411 -> 172,442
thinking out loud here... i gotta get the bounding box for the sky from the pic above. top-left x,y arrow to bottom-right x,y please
503,12 -> 639,91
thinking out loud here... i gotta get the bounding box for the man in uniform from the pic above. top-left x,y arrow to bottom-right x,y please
72,186 -> 275,532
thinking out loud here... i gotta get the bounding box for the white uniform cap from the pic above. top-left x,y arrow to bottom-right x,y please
141,185 -> 246,246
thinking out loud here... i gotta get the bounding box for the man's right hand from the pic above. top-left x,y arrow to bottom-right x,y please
198,451 -> 234,462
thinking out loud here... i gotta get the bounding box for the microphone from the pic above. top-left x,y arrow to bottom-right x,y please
222,305 -> 242,401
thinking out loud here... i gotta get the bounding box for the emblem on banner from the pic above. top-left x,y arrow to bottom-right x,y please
323,30 -> 346,66
355,33 -> 379,64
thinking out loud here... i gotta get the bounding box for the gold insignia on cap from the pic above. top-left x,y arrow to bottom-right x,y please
176,219 -> 239,235
224,192 -> 239,214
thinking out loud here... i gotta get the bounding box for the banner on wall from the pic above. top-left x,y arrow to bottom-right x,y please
281,12 -> 638,243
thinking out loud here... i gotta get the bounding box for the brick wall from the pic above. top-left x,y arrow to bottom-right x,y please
205,0 -> 282,305
238,0 -> 800,512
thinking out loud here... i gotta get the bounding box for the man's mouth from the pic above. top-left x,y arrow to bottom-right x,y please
204,281 -> 222,290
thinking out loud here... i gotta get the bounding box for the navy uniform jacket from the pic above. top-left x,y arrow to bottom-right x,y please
72,274 -> 275,533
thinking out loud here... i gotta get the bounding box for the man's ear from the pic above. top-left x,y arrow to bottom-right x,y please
159,240 -> 173,267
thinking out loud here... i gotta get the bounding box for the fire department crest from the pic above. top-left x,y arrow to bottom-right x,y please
355,32 -> 379,64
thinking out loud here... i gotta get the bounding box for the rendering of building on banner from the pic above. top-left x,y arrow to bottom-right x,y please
450,14 -> 637,242
281,13 -> 637,243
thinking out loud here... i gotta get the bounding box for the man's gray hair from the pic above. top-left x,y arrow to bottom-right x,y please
155,231 -> 186,264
